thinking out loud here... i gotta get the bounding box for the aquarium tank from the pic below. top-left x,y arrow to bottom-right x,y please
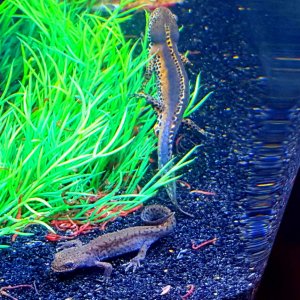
0,0 -> 299,299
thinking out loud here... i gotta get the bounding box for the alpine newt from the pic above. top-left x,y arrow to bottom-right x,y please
138,7 -> 193,217
51,205 -> 175,277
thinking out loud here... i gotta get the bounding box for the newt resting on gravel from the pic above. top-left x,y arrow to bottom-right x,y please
51,205 -> 175,277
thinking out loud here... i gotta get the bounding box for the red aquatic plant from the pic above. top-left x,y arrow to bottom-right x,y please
45,203 -> 143,242
92,0 -> 184,11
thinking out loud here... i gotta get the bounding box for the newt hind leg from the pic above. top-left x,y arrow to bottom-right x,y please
134,92 -> 163,136
95,261 -> 113,279
123,242 -> 151,273
182,118 -> 214,137
134,92 -> 163,115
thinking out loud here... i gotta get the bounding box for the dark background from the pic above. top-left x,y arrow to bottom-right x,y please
256,169 -> 300,300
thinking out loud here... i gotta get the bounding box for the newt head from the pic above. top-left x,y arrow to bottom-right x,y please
51,247 -> 90,273
149,7 -> 179,44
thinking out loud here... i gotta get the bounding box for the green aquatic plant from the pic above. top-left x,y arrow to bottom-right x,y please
0,0 -> 211,248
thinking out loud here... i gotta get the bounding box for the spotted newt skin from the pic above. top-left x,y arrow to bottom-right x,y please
51,205 -> 175,277
141,7 -> 193,217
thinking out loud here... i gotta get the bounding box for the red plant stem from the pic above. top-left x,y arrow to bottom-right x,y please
177,180 -> 191,190
180,284 -> 195,300
191,237 -> 217,250
190,189 -> 216,196
11,195 -> 24,242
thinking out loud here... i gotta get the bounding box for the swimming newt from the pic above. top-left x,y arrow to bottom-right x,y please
138,7 -> 193,217
51,205 -> 175,277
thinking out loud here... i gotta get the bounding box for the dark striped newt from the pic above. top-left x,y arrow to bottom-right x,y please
138,7 -> 194,217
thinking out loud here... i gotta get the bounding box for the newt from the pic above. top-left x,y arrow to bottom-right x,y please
137,7 -> 194,217
51,205 -> 175,277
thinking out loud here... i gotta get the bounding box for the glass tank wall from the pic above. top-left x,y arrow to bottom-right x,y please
232,0 -> 300,297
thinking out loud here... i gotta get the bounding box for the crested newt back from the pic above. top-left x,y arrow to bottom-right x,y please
143,7 -> 193,217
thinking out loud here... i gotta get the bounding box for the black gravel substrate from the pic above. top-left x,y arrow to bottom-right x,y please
1,0 -> 270,299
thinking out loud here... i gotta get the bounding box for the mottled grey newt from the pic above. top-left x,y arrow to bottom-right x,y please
51,205 -> 175,277
137,7 -> 193,217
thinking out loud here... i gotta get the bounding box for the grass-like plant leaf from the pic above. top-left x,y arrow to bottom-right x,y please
0,0 -> 211,247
